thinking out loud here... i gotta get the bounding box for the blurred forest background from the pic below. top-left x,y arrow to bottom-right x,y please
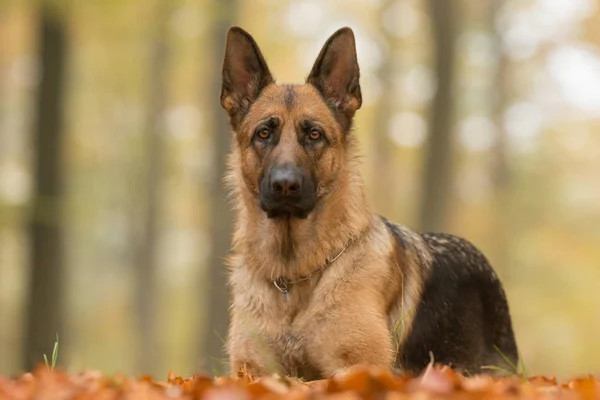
1,0 -> 600,381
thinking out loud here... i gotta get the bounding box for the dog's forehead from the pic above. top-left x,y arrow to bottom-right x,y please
249,84 -> 335,122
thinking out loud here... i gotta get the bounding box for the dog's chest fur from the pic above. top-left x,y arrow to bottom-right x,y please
229,267 -> 327,379
266,300 -> 321,379
227,227 -> 398,378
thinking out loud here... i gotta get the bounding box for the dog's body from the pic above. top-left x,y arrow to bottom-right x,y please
220,26 -> 518,380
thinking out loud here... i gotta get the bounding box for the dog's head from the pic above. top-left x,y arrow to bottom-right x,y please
220,27 -> 362,219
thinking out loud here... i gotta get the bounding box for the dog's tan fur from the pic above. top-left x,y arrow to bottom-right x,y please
220,26 -> 518,379
221,28 -> 431,380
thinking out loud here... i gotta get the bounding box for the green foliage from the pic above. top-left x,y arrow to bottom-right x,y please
481,345 -> 528,381
392,308 -> 415,356
43,334 -> 60,371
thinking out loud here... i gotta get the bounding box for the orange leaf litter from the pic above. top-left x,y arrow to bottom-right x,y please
1,364 -> 598,399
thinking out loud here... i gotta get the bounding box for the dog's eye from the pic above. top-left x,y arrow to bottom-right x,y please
257,128 -> 271,140
308,129 -> 322,141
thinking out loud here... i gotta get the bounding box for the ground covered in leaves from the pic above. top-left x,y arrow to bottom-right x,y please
1,364 -> 599,399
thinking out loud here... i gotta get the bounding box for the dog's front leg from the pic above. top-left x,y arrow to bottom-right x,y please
302,303 -> 395,377
228,313 -> 284,378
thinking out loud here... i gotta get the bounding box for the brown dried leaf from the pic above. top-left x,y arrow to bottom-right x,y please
1,363 -> 599,399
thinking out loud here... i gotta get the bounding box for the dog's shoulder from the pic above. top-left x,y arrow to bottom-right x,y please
379,216 -> 433,269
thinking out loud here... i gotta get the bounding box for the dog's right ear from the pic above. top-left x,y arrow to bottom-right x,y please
221,27 -> 274,127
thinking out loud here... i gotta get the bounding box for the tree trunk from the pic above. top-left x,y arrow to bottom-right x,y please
201,0 -> 237,373
133,0 -> 169,376
419,0 -> 456,233
24,4 -> 67,371
489,0 -> 512,278
372,0 -> 396,218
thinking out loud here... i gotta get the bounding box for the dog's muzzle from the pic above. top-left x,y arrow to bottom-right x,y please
260,164 -> 316,218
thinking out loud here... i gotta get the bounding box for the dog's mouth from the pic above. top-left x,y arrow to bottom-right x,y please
260,200 -> 313,219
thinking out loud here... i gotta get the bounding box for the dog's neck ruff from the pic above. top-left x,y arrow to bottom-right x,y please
271,232 -> 364,300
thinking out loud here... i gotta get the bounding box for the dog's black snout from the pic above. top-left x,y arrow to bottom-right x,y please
260,163 -> 316,218
270,166 -> 303,196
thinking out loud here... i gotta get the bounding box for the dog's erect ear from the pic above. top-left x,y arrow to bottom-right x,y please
307,27 -> 362,132
221,27 -> 274,127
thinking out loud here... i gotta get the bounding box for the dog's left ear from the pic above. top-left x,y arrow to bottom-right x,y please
307,27 -> 362,131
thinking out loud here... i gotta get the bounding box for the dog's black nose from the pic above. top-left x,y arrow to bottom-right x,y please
270,166 -> 302,196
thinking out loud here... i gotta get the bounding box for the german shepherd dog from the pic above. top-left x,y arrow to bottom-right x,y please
219,26 -> 518,380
